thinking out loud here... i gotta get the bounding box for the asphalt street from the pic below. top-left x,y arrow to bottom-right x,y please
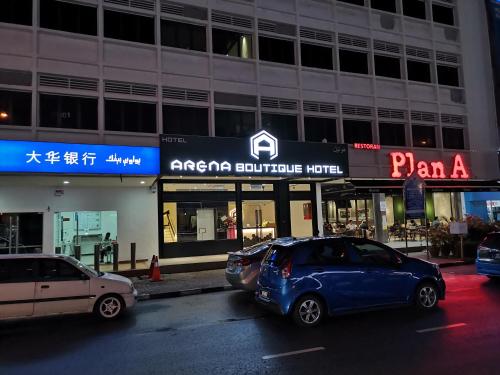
1,265 -> 500,375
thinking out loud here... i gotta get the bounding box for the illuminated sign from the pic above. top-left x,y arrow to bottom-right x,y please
160,133 -> 349,178
0,140 -> 159,175
389,152 -> 469,179
354,143 -> 381,150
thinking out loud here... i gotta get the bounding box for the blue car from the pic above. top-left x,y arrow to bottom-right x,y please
256,237 -> 446,327
476,232 -> 500,278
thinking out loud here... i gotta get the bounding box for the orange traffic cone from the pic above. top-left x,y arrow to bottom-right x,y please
150,256 -> 163,282
148,255 -> 156,279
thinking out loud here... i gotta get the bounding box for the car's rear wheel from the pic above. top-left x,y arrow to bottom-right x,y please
415,282 -> 439,310
292,295 -> 324,327
94,294 -> 124,320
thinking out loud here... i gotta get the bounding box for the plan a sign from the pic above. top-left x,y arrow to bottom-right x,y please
0,140 -> 159,175
390,152 -> 470,179
160,131 -> 349,178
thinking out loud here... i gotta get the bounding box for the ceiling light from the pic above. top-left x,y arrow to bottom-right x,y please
63,181 -> 70,184
140,181 -> 145,184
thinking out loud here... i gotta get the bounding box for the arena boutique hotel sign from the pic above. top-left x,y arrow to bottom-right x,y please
160,131 -> 349,178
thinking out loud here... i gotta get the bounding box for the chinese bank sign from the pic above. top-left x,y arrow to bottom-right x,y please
0,140 -> 159,175
160,131 -> 349,178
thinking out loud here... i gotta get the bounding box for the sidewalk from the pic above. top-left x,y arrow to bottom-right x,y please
406,250 -> 474,267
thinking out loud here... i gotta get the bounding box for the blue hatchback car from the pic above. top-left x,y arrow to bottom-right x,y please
476,232 -> 500,278
256,237 -> 446,327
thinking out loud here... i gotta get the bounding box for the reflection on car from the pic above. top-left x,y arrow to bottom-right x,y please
476,232 -> 500,278
256,237 -> 446,327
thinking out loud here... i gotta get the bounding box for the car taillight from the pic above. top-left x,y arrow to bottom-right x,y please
281,259 -> 292,279
235,258 -> 251,267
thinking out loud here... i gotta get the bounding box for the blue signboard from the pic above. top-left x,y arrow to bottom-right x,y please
404,174 -> 426,219
0,140 -> 159,175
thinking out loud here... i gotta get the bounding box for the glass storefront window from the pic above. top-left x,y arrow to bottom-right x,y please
242,183 -> 274,192
290,200 -> 313,237
433,192 -> 452,221
163,183 -> 235,192
289,184 -> 311,191
163,201 -> 236,243
242,200 -> 276,246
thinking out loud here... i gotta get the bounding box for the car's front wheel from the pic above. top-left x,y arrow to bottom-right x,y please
94,294 -> 124,320
292,295 -> 324,327
415,282 -> 439,310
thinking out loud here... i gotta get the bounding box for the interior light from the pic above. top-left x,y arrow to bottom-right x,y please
140,181 -> 145,184
63,181 -> 70,184
0,111 -> 8,119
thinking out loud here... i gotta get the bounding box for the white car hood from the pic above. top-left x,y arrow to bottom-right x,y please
99,272 -> 133,287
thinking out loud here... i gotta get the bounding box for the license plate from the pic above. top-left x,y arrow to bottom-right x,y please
260,290 -> 269,298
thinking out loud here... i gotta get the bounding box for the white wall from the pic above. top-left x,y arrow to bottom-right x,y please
0,185 -> 158,261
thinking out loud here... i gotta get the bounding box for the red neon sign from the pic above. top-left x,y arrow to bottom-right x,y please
389,152 -> 469,179
354,143 -> 381,150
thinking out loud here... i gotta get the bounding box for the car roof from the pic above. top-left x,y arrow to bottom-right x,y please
0,254 -> 72,260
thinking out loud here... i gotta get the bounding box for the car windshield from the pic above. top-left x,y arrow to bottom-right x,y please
65,257 -> 101,277
241,241 -> 271,255
263,245 -> 291,266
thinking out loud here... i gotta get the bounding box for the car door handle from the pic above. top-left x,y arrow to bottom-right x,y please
41,285 -> 50,289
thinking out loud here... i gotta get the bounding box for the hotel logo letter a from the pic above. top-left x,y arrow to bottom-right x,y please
250,130 -> 278,160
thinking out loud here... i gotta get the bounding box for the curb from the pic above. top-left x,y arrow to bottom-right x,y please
438,259 -> 475,268
137,285 -> 234,301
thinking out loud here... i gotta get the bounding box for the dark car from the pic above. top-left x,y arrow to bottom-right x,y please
476,232 -> 500,278
256,237 -> 446,327
225,238 -> 293,291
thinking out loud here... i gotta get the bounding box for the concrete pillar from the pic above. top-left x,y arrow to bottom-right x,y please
316,183 -> 324,237
372,193 -> 388,243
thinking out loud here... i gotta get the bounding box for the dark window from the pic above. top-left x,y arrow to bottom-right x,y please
161,20 -> 206,52
437,65 -> 459,87
261,113 -> 298,141
301,43 -> 333,70
412,125 -> 436,148
374,55 -> 401,79
407,60 -> 431,83
40,0 -> 97,36
379,122 -> 405,146
371,0 -> 396,13
104,10 -> 155,45
338,0 -> 365,6
480,234 -> 500,250
304,117 -> 337,143
442,128 -> 464,149
339,49 -> 369,74
215,109 -> 255,137
432,4 -> 454,26
38,259 -> 83,281
348,240 -> 393,266
105,100 -> 156,133
307,241 -> 350,266
0,0 -> 32,26
259,36 -> 295,65
39,94 -> 97,130
343,120 -> 372,143
0,90 -> 31,127
403,0 -> 426,20
163,105 -> 208,136
212,28 -> 252,58
0,259 -> 36,283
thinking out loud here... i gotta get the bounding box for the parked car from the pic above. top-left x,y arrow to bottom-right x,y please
256,237 -> 446,327
0,254 -> 137,321
476,232 -> 500,278
225,238 -> 293,291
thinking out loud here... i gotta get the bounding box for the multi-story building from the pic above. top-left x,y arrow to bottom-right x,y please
0,0 -> 498,264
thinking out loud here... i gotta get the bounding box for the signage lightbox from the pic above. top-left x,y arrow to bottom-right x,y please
0,140 -> 160,175
160,131 -> 349,178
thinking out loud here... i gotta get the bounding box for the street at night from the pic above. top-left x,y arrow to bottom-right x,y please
2,265 -> 500,375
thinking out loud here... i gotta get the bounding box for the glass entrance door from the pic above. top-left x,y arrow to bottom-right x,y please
242,200 -> 276,246
0,212 -> 43,254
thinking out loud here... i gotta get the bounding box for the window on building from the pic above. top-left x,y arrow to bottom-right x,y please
261,113 -> 298,141
371,0 -> 396,13
163,105 -> 208,136
39,94 -> 97,130
374,55 -> 401,79
301,43 -> 333,70
259,36 -> 295,65
104,9 -> 155,45
212,28 -> 252,58
407,60 -> 432,83
161,20 -> 206,52
339,49 -> 369,75
379,123 -> 405,146
403,0 -> 426,20
304,117 -> 337,143
432,4 -> 454,26
40,0 -> 97,36
0,0 -> 32,26
442,128 -> 464,149
338,0 -> 365,6
437,65 -> 460,87
412,125 -> 436,148
215,109 -> 255,137
343,120 -> 372,143
105,100 -> 156,133
0,90 -> 31,127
